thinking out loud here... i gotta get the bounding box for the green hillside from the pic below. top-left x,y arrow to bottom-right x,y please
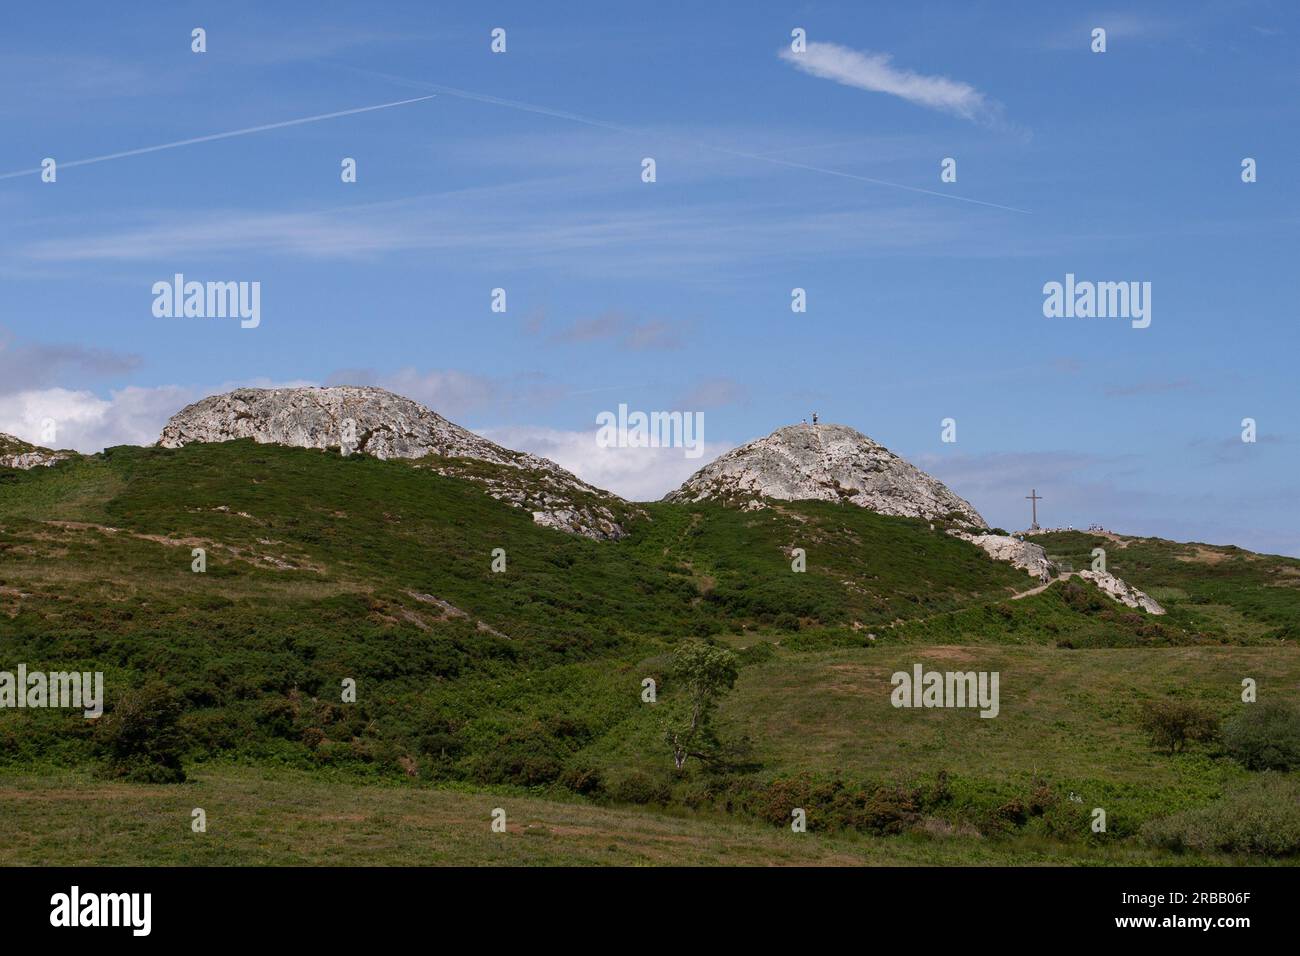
2,440 -> 1298,865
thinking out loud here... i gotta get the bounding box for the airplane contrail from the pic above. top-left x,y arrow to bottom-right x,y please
338,66 -> 1031,214
0,95 -> 436,181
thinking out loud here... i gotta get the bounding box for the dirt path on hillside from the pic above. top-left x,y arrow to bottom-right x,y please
1010,571 -> 1076,600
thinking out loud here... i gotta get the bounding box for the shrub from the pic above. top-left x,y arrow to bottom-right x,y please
473,723 -> 566,787
94,682 -> 187,783
1040,797 -> 1095,841
558,762 -> 604,796
609,772 -> 670,805
861,785 -> 920,834
1222,701 -> 1300,771
1060,582 -> 1104,614
745,774 -> 927,835
417,730 -> 464,761
1141,775 -> 1300,856
1138,699 -> 1218,754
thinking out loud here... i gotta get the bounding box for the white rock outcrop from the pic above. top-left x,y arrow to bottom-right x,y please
665,423 -> 985,526
158,386 -> 635,540
958,533 -> 1055,582
0,434 -> 73,470
1077,570 -> 1165,614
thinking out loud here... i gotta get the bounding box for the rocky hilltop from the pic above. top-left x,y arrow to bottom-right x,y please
0,433 -> 74,470
158,386 -> 636,539
665,423 -> 986,526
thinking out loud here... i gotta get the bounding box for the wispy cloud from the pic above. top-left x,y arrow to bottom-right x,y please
324,366 -> 571,421
352,66 -> 1029,210
675,377 -> 749,409
325,368 -> 498,419
0,331 -> 141,395
779,42 -> 1007,127
0,54 -> 158,102
543,310 -> 684,351
1043,14 -> 1177,50
1188,432 -> 1291,466
1104,378 -> 1200,398
20,194 -> 981,279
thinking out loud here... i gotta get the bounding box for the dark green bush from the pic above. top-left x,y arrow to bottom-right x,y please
558,762 -> 604,796
94,682 -> 188,783
1142,775 -> 1300,856
609,771 -> 670,805
1222,701 -> 1300,771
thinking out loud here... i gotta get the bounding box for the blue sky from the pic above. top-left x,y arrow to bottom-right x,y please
1,1 -> 1297,554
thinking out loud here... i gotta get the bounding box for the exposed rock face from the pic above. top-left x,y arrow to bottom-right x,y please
158,387 -> 635,540
959,533 -> 1055,582
665,423 -> 986,526
0,433 -> 74,470
1078,570 -> 1165,614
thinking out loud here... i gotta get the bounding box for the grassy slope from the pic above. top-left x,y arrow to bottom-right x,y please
1032,530 -> 1300,643
2,441 -> 1298,865
0,441 -> 1032,773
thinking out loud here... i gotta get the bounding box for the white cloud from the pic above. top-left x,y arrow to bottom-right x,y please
779,42 -> 1003,125
479,425 -> 732,502
0,385 -> 194,452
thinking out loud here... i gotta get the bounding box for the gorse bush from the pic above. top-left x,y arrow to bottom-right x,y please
730,772 -> 963,836
609,771 -> 671,805
1222,701 -> 1300,771
94,682 -> 187,783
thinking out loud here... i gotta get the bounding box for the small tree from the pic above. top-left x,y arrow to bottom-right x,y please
1138,699 -> 1217,755
659,642 -> 739,770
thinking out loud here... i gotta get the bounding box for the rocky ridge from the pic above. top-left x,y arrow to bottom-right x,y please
158,386 -> 636,540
